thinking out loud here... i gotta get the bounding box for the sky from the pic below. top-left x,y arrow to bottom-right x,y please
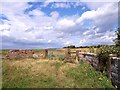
0,0 -> 119,49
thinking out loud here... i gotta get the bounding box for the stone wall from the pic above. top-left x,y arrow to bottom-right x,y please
110,56 -> 120,88
6,50 -> 34,59
5,49 -> 48,59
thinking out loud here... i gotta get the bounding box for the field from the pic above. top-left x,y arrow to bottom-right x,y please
2,58 -> 115,88
1,48 -> 117,88
0,47 -> 97,56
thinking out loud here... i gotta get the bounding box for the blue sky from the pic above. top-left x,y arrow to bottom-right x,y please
0,1 -> 118,49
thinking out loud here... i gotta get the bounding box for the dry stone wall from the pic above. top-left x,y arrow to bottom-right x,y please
5,49 -> 48,59
6,50 -> 34,59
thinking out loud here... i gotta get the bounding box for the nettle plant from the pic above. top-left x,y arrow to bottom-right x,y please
96,46 -> 115,72
115,46 -> 120,57
97,46 -> 110,61
97,45 -> 120,61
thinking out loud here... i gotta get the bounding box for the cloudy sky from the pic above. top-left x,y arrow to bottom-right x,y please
0,0 -> 119,49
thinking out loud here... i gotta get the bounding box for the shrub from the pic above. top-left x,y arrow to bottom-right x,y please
48,51 -> 65,60
97,45 -> 118,59
96,45 -> 119,72
48,52 -> 55,60
96,46 -> 113,72
58,55 -> 65,61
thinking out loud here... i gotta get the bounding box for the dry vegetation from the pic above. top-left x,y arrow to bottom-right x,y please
2,58 -> 115,88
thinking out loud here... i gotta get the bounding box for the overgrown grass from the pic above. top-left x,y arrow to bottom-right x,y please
48,51 -> 65,61
33,49 -> 45,53
2,59 -> 57,88
0,50 -> 8,56
2,59 -> 115,88
66,61 -> 114,88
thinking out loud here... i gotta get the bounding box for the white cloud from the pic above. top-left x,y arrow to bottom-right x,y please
80,39 -> 86,44
48,40 -> 52,43
42,2 -> 84,9
84,2 -> 110,10
56,18 -> 76,29
51,2 -> 71,8
1,2 -> 29,14
50,11 -> 59,18
76,3 -> 118,33
0,2 -> 118,49
28,9 -> 45,16
77,3 -> 118,22
0,0 -> 39,2
0,24 -> 10,31
81,6 -> 85,10
64,41 -> 72,45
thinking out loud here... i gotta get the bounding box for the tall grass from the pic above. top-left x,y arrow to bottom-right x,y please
66,61 -> 114,88
48,51 -> 65,61
2,59 -> 115,88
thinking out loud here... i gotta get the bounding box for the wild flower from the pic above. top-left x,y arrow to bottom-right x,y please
98,77 -> 102,81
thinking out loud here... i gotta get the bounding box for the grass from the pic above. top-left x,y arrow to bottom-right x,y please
48,49 -> 65,60
70,48 -> 98,53
0,50 -> 9,56
33,49 -> 50,53
2,58 -> 115,88
66,61 -> 114,88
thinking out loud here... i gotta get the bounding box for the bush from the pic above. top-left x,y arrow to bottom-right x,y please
96,46 -> 114,72
48,52 -> 55,60
97,45 -> 119,59
48,51 -> 65,60
58,55 -> 65,61
96,45 -> 119,72
116,46 -> 120,57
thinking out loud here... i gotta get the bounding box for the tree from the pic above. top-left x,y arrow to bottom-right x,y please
63,45 -> 76,48
115,28 -> 120,46
114,28 -> 120,57
68,45 -> 75,48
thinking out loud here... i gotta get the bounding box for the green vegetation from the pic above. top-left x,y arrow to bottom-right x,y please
1,27 -> 119,89
64,45 -> 76,48
115,28 -> 120,57
0,50 -> 8,56
89,46 -> 95,53
3,59 -> 115,88
64,45 -> 115,48
33,49 -> 44,53
66,61 -> 114,88
96,28 -> 120,69
114,28 -> 120,46
48,51 -> 65,61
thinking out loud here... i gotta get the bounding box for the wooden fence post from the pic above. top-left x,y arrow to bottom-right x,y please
65,48 -> 71,58
107,54 -> 115,78
43,49 -> 48,59
76,50 -> 79,61
64,48 -> 71,62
